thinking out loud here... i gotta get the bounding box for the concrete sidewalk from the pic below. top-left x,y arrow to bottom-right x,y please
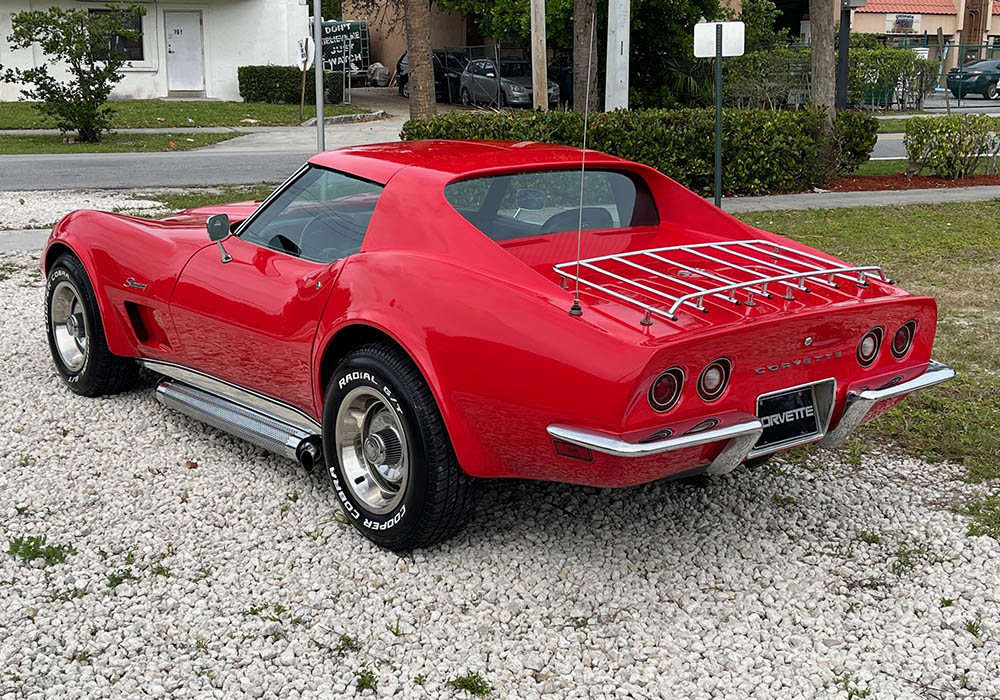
5,184 -> 998,253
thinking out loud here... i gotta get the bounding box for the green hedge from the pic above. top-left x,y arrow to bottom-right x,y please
237,65 -> 343,105
723,48 -> 939,111
400,108 -> 878,196
905,115 -> 1000,179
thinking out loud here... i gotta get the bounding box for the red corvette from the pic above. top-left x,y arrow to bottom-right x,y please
43,140 -> 954,549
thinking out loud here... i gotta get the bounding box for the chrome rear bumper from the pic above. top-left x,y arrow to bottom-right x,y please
818,359 -> 955,448
546,359 -> 954,475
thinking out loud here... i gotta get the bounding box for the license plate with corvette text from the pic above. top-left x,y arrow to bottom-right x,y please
754,386 -> 820,452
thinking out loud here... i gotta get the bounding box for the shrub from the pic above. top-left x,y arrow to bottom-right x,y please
0,2 -> 145,142
237,65 -> 343,105
833,111 -> 879,175
904,115 -> 1000,179
401,107 -> 878,195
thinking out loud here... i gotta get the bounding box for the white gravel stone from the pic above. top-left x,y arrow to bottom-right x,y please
0,191 -> 170,230
0,250 -> 998,699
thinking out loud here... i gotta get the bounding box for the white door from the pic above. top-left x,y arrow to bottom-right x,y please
165,11 -> 204,92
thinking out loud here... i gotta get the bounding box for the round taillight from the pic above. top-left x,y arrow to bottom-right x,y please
649,368 -> 684,412
891,321 -> 915,359
857,327 -> 883,367
697,358 -> 731,402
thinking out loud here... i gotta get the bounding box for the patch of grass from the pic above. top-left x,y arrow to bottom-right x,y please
858,531 -> 880,545
0,100 -> 368,129
152,564 -> 171,577
772,494 -> 798,508
8,535 -> 75,566
846,157 -> 995,177
961,493 -> 1000,539
568,616 -> 589,629
147,184 -> 277,215
891,544 -> 932,576
413,674 -> 426,685
736,201 -> 1000,485
963,617 -> 982,637
107,568 -> 140,588
836,673 -> 872,699
386,619 -> 403,637
0,132 -> 239,154
336,633 -> 360,654
72,650 -> 92,663
447,672 -> 491,697
47,585 -> 89,602
940,598 -> 954,607
355,668 -> 377,692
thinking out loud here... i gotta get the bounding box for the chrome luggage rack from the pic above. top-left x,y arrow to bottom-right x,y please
553,239 -> 890,323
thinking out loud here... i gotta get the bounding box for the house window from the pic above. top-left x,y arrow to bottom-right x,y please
88,9 -> 144,62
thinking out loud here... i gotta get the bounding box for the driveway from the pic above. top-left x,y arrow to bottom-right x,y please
1,250 -> 998,699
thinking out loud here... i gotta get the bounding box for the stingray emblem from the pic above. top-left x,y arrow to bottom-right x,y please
124,277 -> 148,291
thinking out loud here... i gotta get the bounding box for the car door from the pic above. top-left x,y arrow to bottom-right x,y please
480,60 -> 499,104
168,166 -> 384,416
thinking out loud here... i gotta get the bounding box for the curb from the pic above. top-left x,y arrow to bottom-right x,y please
299,110 -> 388,127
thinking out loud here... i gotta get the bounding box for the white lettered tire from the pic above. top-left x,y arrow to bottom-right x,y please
322,343 -> 476,550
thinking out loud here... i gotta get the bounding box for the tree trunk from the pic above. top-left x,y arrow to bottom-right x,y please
573,0 -> 599,113
403,0 -> 436,119
809,0 -> 835,173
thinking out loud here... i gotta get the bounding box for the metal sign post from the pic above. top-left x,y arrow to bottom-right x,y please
312,0 -> 324,152
694,21 -> 744,208
297,36 -> 315,122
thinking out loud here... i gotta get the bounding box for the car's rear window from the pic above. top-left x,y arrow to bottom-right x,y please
443,169 -> 659,243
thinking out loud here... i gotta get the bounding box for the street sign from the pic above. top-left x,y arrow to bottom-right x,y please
320,20 -> 369,73
297,36 -> 315,72
693,21 -> 745,58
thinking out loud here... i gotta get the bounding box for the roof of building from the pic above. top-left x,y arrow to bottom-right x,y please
855,0 -> 957,14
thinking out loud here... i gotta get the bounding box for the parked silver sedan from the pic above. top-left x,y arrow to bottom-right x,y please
459,59 -> 560,109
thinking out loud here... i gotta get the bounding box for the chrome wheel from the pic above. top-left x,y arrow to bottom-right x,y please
336,386 -> 409,514
50,280 -> 89,372
989,82 -> 1000,100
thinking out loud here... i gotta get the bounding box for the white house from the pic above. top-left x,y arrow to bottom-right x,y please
0,0 -> 308,101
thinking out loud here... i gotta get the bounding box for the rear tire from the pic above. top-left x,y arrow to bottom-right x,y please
986,82 -> 999,100
45,253 -> 138,397
322,343 -> 476,550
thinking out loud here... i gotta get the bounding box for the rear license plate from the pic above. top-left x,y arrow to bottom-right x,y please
755,386 -> 820,451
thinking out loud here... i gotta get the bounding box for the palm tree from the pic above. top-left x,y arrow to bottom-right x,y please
403,0 -> 436,118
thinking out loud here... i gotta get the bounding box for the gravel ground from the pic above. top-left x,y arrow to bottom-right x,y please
1,250 -> 998,700
0,191 -> 169,230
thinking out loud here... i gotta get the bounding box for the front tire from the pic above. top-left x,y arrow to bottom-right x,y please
323,344 -> 476,550
45,253 -> 138,397
460,87 -> 472,107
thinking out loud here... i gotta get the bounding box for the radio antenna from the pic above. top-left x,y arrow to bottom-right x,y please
569,12 -> 596,318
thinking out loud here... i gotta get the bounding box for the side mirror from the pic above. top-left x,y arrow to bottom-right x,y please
206,213 -> 230,241
515,188 -> 546,211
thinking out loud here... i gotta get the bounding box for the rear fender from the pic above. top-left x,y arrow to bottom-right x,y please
313,253 -> 649,478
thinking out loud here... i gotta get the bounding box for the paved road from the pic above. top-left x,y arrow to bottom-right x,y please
5,183 -> 999,252
1,130 -> 913,191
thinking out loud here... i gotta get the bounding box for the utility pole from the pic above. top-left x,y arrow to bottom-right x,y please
605,0 -> 630,110
530,0 -> 548,110
312,0 -> 325,152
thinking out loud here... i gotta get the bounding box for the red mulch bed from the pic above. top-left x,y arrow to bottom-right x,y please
828,173 -> 1000,192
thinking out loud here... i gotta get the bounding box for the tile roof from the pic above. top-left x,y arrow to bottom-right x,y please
855,0 -> 957,14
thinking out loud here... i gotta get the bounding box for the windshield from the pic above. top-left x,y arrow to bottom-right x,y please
501,62 -> 531,78
444,169 -> 658,243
